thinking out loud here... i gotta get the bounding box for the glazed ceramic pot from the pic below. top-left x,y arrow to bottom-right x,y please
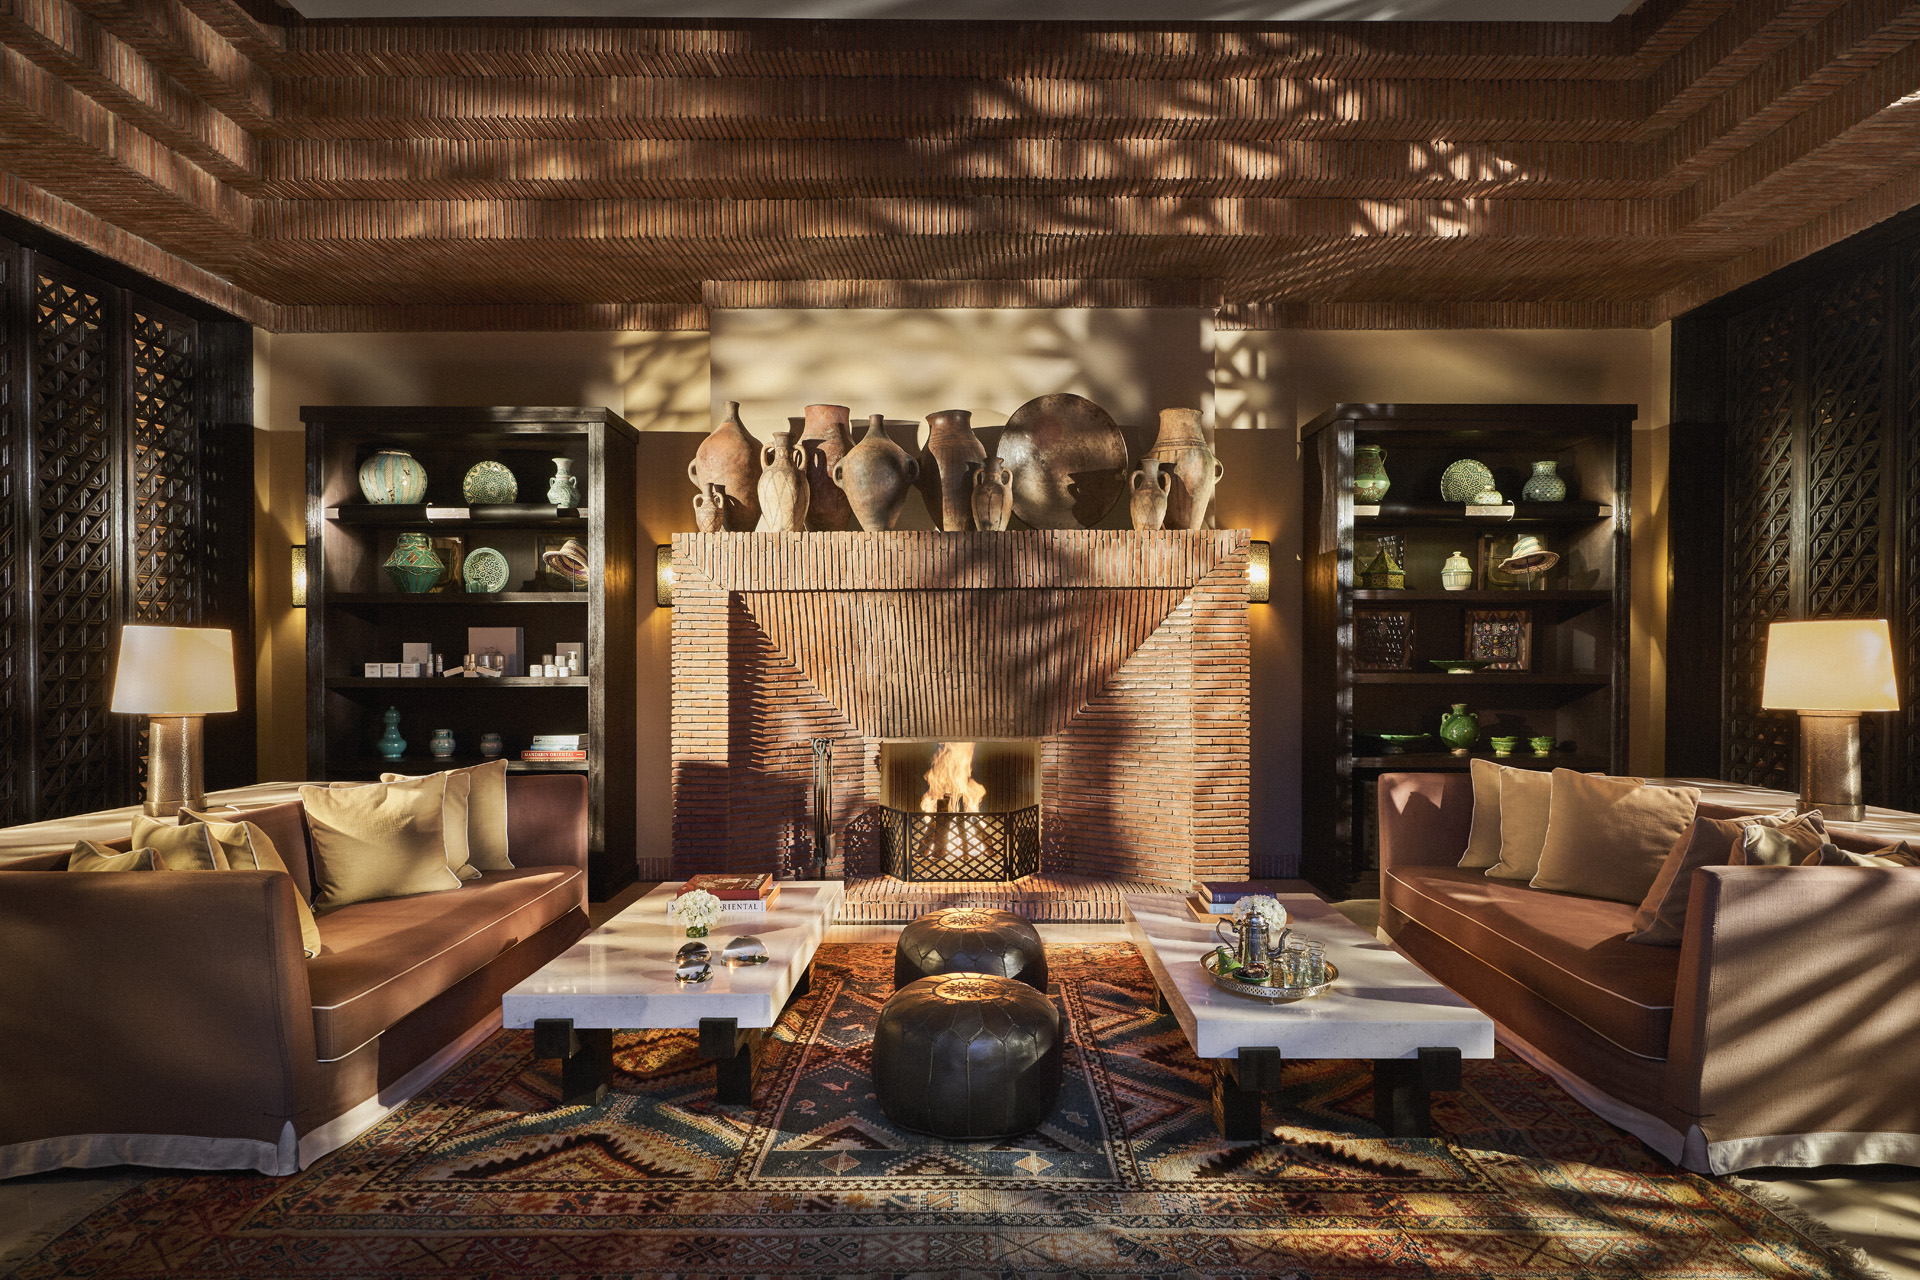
756,432 -> 810,533
383,531 -> 443,593
1521,460 -> 1567,503
1146,407 -> 1224,531
1128,459 -> 1171,530
692,482 -> 728,533
1353,444 -> 1390,504
972,460 -> 1013,531
798,403 -> 855,531
1438,704 -> 1479,756
1440,550 -> 1473,591
688,401 -> 761,530
430,729 -> 455,760
479,732 -> 504,760
546,457 -> 579,507
833,415 -> 920,531
915,408 -> 986,531
358,449 -> 427,505
377,707 -> 407,760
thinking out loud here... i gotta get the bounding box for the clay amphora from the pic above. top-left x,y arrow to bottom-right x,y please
798,403 -> 855,531
914,408 -> 986,531
833,415 -> 920,531
972,460 -> 1013,531
1129,459 -> 1172,530
692,482 -> 728,532
688,401 -> 761,530
756,432 -> 810,533
1147,407 -> 1225,531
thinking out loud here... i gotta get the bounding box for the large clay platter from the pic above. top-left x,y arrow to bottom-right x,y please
995,393 -> 1129,529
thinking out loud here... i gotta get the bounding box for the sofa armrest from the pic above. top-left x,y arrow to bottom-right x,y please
1666,864 -> 1920,1154
0,870 -> 317,1158
1375,772 -> 1475,892
505,772 -> 589,872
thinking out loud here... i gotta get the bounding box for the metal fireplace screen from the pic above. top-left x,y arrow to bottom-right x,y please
880,805 -> 1041,882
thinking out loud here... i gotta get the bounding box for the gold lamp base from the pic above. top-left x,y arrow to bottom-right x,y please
144,714 -> 207,817
1797,710 -> 1865,823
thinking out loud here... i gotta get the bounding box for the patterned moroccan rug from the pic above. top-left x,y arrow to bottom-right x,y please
6,943 -> 1867,1279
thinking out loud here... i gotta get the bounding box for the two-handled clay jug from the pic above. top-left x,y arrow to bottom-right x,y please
915,408 -> 987,531
833,415 -> 920,531
1147,407 -> 1225,531
689,401 -> 761,530
798,403 -> 854,531
972,460 -> 1013,531
1128,459 -> 1172,530
755,431 -> 810,533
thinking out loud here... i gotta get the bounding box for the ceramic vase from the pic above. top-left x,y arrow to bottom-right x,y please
1146,407 -> 1225,531
1438,703 -> 1479,756
692,482 -> 728,533
358,448 -> 427,505
1353,444 -> 1390,504
1129,459 -> 1171,530
833,415 -> 920,531
972,460 -> 1013,531
798,403 -> 854,531
688,401 -> 761,530
479,732 -> 503,759
377,707 -> 407,760
1521,460 -> 1567,502
1440,550 -> 1473,591
546,457 -> 579,508
756,432 -> 810,533
430,728 -> 455,760
915,408 -> 986,531
383,531 -> 444,593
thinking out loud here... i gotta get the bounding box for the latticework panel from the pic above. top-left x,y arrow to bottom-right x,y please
881,805 -> 1041,883
129,310 -> 199,624
33,275 -> 119,817
1723,300 -> 1796,791
0,251 -> 19,827
1905,248 -> 1920,805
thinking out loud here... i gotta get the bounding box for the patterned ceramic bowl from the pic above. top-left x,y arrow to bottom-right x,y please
462,460 -> 518,504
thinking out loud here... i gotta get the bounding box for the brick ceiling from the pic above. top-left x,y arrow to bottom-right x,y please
0,0 -> 1915,332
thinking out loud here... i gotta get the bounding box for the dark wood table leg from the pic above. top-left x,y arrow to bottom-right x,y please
533,1017 -> 613,1107
786,960 -> 812,1005
1155,984 -> 1173,1015
1372,1046 -> 1462,1138
699,1016 -> 765,1105
1209,1047 -> 1284,1141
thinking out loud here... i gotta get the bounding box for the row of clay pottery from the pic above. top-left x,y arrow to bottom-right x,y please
688,402 -> 763,531
914,408 -> 988,531
1137,407 -> 1224,531
835,414 -> 921,530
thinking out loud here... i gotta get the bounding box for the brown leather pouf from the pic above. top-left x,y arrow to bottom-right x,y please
872,973 -> 1063,1139
892,906 -> 1047,992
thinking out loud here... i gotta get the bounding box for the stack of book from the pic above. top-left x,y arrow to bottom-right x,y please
1187,879 -> 1267,921
667,872 -> 780,915
521,733 -> 587,762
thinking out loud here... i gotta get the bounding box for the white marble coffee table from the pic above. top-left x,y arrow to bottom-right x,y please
1125,892 -> 1494,1140
503,881 -> 844,1106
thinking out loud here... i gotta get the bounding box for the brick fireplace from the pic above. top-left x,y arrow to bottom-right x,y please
669,530 -> 1250,888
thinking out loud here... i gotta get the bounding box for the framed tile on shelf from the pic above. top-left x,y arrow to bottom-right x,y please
1355,609 -> 1416,671
1465,608 -> 1531,671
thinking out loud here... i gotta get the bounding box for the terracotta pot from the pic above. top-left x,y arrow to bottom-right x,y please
688,401 -> 761,530
798,403 -> 854,531
1147,407 -> 1224,531
833,415 -> 920,531
1128,459 -> 1171,530
972,460 -> 1013,531
914,408 -> 986,531
692,482 -> 728,532
756,431 -> 810,533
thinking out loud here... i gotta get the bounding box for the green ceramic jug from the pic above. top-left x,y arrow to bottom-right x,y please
1438,703 -> 1479,756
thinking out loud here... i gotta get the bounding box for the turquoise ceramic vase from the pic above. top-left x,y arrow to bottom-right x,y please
377,707 -> 407,760
358,449 -> 427,504
1438,703 -> 1479,756
1521,460 -> 1567,502
383,531 -> 443,593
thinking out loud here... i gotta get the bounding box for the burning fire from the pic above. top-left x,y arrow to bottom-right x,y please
921,741 -> 987,814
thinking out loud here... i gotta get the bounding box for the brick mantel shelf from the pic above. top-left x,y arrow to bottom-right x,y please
670,530 -> 1251,887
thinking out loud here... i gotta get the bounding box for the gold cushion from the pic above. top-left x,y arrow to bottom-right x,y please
131,815 -> 230,871
1734,820 -> 1829,867
381,759 -> 510,873
178,812 -> 324,957
1483,768 -> 1555,882
1813,840 -> 1920,867
1459,758 -> 1510,869
300,774 -> 465,911
69,841 -> 157,872
1531,770 -> 1700,904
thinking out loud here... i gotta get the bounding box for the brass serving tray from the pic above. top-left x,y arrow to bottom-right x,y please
1202,951 -> 1337,1003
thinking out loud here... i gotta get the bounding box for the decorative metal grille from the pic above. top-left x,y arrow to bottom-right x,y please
1906,247 -> 1920,803
0,251 -> 17,827
880,804 -> 1041,882
130,310 -> 199,624
1723,300 -> 1797,791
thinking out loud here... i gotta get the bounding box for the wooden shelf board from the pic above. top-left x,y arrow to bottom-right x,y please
1356,501 -> 1610,527
1353,672 -> 1609,686
326,503 -> 588,527
1353,589 -> 1609,603
328,676 -> 588,688
324,591 -> 588,605
333,756 -> 590,774
1351,752 -> 1606,772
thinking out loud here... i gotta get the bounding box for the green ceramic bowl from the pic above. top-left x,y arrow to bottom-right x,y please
1429,658 -> 1490,674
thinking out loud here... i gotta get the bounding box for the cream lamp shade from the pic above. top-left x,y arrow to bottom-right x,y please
111,626 -> 238,715
1760,619 -> 1899,712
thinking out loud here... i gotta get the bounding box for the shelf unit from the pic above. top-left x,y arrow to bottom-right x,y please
1301,402 -> 1635,897
304,406 -> 640,898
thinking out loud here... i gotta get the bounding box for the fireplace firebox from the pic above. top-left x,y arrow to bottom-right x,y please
878,740 -> 1040,882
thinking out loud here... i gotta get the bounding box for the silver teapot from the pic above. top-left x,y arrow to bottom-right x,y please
1215,914 -> 1289,971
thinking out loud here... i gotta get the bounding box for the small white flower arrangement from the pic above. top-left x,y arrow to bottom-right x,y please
677,888 -> 722,937
1231,894 -> 1288,935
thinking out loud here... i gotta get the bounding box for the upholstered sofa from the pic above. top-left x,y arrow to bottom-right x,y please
0,772 -> 591,1178
1377,770 -> 1920,1174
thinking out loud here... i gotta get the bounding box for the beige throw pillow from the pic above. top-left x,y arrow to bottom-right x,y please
381,758 -> 510,873
300,774 -> 464,910
178,815 -> 324,957
1626,809 -> 1811,946
341,772 -> 479,881
1531,771 -> 1700,904
70,840 -> 157,872
1484,768 -> 1555,881
131,815 -> 230,871
1812,840 -> 1920,867
1458,758 -> 1507,869
1733,821 -> 1827,867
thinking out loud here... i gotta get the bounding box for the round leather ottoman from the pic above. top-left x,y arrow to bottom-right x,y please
893,907 -> 1047,992
873,973 -> 1063,1138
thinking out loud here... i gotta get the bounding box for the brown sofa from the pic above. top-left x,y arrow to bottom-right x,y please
1377,770 -> 1920,1174
0,773 -> 592,1177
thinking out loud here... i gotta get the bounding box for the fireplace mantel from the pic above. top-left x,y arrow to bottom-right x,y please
670,530 -> 1250,887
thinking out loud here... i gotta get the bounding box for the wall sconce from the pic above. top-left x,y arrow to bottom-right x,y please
291,545 -> 308,609
655,545 -> 674,608
1760,618 -> 1900,821
1247,541 -> 1271,604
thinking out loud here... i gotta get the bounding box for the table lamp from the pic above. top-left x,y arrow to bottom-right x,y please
110,625 -> 238,816
1760,618 -> 1900,822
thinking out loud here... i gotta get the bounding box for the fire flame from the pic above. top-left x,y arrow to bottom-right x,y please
921,741 -> 987,814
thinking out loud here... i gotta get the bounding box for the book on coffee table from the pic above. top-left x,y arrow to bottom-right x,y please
669,873 -> 779,914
